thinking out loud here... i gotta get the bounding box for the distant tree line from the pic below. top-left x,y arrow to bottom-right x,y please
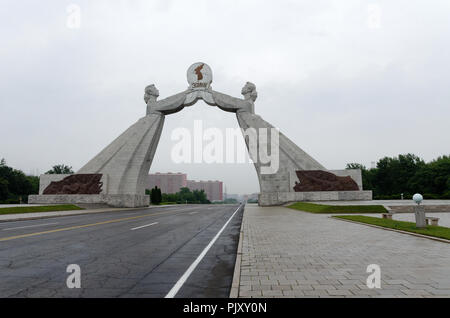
147,186 -> 211,204
0,159 -> 38,203
347,154 -> 450,199
2,154 -> 448,204
223,198 -> 238,204
211,198 -> 239,204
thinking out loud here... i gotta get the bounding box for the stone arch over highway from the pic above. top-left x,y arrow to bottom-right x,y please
30,63 -> 371,207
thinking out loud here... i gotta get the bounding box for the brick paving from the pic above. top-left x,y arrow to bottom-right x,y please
238,204 -> 450,298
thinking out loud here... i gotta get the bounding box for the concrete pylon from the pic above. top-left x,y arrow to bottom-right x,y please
211,81 -> 371,205
77,113 -> 164,201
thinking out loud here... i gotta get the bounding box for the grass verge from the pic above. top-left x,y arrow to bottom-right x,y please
0,205 -> 83,215
287,202 -> 387,214
334,215 -> 450,241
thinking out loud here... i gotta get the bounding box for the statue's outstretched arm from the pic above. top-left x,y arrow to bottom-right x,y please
211,90 -> 246,113
145,86 -> 189,115
148,91 -> 188,115
144,80 -> 256,115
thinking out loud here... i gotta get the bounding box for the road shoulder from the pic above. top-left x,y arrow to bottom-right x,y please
0,206 -> 173,223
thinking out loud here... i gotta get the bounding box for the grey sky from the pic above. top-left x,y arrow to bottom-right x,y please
1,1 -> 449,195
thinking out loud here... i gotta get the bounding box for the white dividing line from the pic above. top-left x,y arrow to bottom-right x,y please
188,212 -> 198,215
130,222 -> 158,231
165,204 -> 242,298
2,222 -> 58,231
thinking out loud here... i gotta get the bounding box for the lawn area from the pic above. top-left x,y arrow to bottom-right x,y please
0,205 -> 83,215
334,215 -> 450,241
287,202 -> 387,214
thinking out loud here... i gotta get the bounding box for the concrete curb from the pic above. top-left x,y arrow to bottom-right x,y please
331,216 -> 450,244
229,207 -> 245,298
0,206 -> 172,223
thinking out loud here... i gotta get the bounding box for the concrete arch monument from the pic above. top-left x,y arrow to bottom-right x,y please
30,63 -> 371,207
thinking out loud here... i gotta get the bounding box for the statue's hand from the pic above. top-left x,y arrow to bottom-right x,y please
184,89 -> 216,107
211,90 -> 249,113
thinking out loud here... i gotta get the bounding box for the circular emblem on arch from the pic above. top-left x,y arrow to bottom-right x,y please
187,62 -> 212,89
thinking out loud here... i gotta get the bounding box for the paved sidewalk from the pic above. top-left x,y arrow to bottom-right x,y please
237,204 -> 450,298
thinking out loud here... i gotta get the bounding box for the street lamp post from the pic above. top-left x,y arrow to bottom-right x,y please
413,193 -> 426,228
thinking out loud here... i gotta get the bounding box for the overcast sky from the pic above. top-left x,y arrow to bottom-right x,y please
1,1 -> 449,195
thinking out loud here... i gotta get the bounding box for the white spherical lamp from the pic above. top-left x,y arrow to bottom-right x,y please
413,193 -> 423,205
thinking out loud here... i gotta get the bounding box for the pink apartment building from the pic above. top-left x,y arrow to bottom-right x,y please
186,180 -> 223,202
148,172 -> 223,201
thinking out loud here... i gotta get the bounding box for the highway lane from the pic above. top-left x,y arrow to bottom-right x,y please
0,204 -> 243,297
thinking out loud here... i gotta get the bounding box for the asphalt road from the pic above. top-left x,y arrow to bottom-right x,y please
0,204 -> 243,298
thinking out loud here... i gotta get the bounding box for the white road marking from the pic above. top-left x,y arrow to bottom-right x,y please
130,222 -> 158,231
188,212 -> 198,215
165,204 -> 242,298
2,222 -> 58,231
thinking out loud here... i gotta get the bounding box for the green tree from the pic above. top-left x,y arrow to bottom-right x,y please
370,154 -> 425,196
347,153 -> 449,199
27,175 -> 39,195
179,187 -> 194,203
162,192 -> 178,203
0,159 -> 36,203
45,164 -> 74,174
0,177 -> 9,201
160,187 -> 210,204
193,189 -> 209,203
157,187 -> 162,204
408,155 -> 450,197
150,187 -> 155,204
150,186 -> 162,205
346,163 -> 374,191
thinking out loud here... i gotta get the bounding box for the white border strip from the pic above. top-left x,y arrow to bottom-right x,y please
165,204 -> 242,298
332,216 -> 450,244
